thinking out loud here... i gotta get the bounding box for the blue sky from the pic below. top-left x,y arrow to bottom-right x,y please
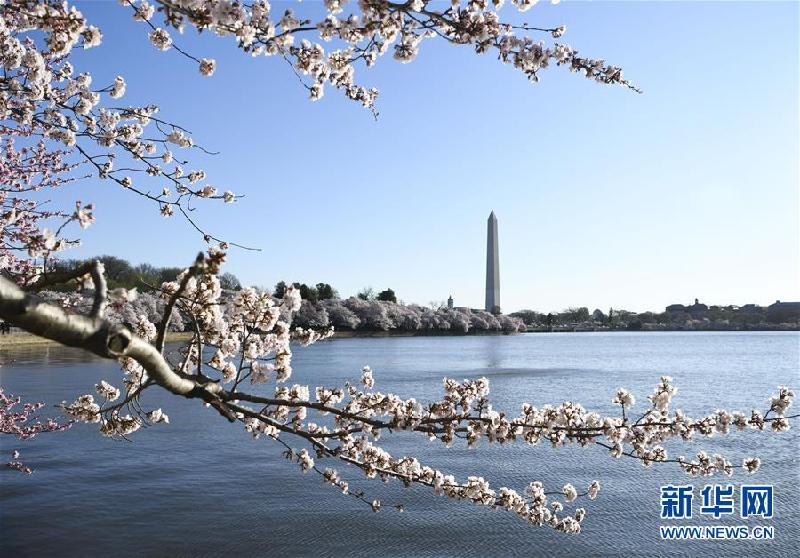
63,1 -> 798,313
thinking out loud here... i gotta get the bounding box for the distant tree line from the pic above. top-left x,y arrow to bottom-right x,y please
36,257 -> 798,333
295,298 -> 525,334
37,289 -> 188,333
33,261 -> 525,336
273,281 -> 338,302
511,301 -> 800,330
272,281 -> 523,334
49,256 -> 243,292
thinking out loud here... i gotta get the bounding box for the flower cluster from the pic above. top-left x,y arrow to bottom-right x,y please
95,380 -> 120,402
1,387 -> 73,441
161,255 -> 325,385
60,394 -> 101,423
98,412 -> 142,438
361,365 -> 374,389
1,388 -> 72,474
61,378 -> 170,439
0,130 -> 91,284
612,388 -> 635,408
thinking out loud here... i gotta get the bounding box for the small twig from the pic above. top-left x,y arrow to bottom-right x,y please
155,252 -> 204,352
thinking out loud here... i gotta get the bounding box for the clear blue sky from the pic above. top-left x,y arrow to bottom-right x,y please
63,1 -> 799,313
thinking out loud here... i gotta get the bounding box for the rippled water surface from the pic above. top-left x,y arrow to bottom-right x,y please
1,332 -> 799,557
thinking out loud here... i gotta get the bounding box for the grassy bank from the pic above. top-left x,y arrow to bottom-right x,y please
1,329 -> 513,349
0,331 -> 194,348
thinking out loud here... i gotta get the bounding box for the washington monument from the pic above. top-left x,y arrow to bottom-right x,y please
485,211 -> 500,314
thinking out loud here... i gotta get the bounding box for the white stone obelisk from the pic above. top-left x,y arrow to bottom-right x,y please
485,211 -> 500,314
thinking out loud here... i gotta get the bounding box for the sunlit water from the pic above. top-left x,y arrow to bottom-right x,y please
1,332 -> 799,557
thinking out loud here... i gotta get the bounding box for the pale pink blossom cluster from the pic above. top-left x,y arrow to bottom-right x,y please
1,387 -> 73,441
60,385 -> 169,438
158,251 -> 331,387
0,130 -> 92,284
1,387 -> 72,474
60,394 -> 102,423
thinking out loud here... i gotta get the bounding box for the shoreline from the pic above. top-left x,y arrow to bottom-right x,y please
1,329 -> 514,348
0,331 -> 194,348
2,327 -> 796,349
525,326 -> 799,333
331,330 -> 514,338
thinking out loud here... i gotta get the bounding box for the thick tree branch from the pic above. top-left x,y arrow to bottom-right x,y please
0,275 -> 219,401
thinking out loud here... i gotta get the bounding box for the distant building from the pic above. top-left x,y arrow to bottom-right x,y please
665,304 -> 687,313
688,298 -> 708,314
447,295 -> 454,309
770,300 -> 800,310
666,299 -> 708,314
767,300 -> 800,323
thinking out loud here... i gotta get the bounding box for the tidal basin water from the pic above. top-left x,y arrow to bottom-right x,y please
1,332 -> 799,557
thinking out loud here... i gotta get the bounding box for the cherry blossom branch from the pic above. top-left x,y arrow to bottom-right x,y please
1,388 -> 73,474
123,0 -> 639,112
